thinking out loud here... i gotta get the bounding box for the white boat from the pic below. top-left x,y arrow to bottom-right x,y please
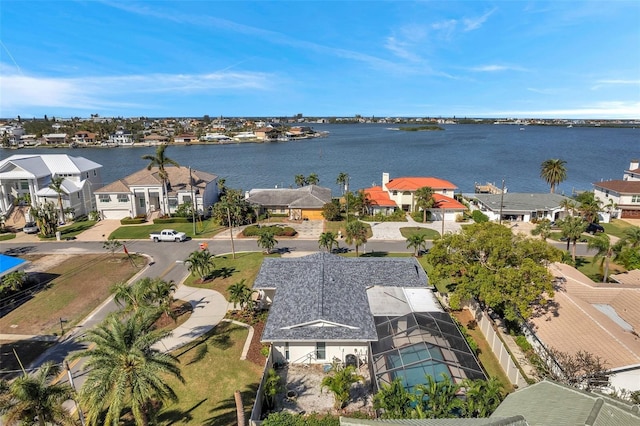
567,124 -> 573,128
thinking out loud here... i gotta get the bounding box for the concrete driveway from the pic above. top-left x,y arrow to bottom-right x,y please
369,214 -> 463,240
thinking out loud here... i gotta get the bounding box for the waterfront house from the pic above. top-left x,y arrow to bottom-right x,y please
366,172 -> 466,220
73,131 -> 97,145
466,193 -> 571,222
108,129 -> 134,146
253,253 -> 485,392
143,133 -> 169,145
94,166 -> 218,219
0,154 -> 103,220
245,185 -> 331,220
254,127 -> 279,141
593,159 -> 640,221
363,186 -> 397,216
43,133 -> 68,145
173,133 -> 197,144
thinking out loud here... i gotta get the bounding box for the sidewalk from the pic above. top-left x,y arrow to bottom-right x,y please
153,284 -> 232,353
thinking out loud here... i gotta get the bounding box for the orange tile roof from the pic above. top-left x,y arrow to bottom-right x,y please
385,176 -> 457,191
364,186 -> 396,207
433,194 -> 466,210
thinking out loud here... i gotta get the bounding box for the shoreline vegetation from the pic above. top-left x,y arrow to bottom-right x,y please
398,125 -> 445,131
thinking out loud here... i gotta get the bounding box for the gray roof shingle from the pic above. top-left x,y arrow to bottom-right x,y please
246,185 -> 332,209
254,253 -> 429,342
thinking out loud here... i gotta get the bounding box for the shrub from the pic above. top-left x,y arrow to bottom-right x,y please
411,211 -> 424,222
471,210 -> 489,223
322,201 -> 342,221
515,335 -> 532,352
242,225 -> 297,237
120,217 -> 146,225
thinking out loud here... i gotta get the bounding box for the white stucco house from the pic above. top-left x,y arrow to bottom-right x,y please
253,253 -> 485,393
0,154 -> 103,219
593,159 -> 640,221
94,166 -> 219,219
363,172 -> 467,220
466,193 -> 571,222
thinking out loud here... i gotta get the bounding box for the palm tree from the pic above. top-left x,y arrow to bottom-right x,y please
353,190 -> 372,217
307,173 -> 319,185
320,365 -> 364,410
579,197 -> 602,223
540,159 -> 567,194
462,377 -> 504,418
531,219 -> 552,241
0,361 -> 74,426
141,145 -> 180,215
318,232 -> 339,252
48,175 -> 66,224
559,198 -> 578,217
336,172 -> 349,195
227,279 -> 254,311
372,378 -> 413,419
412,373 -> 462,419
294,174 -> 306,187
345,220 -> 368,257
257,230 -> 277,254
621,226 -> 640,248
184,249 -> 216,281
73,313 -> 184,426
406,233 -> 427,256
111,277 -> 176,318
415,186 -> 436,223
588,233 -> 614,282
558,216 -> 586,261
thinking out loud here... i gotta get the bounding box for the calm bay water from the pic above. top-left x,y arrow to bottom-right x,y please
1,124 -> 638,195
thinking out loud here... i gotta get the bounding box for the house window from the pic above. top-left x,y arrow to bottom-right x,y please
632,195 -> 640,203
284,342 -> 289,361
403,191 -> 411,195
280,208 -> 286,214
168,199 -> 178,207
316,342 -> 326,360
138,197 -> 145,208
20,181 -> 29,190
117,195 -> 129,202
392,191 -> 398,196
99,195 -> 110,203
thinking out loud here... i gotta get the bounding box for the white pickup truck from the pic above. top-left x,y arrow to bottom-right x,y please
149,229 -> 188,242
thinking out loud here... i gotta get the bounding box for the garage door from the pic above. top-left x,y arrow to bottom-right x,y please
102,209 -> 129,220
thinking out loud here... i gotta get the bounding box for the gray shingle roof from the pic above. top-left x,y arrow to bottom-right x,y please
490,380 -> 640,425
467,193 -> 570,213
340,416 -> 528,426
246,185 -> 332,209
254,253 -> 429,342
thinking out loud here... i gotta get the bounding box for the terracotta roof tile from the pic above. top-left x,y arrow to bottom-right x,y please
364,186 -> 396,207
386,177 -> 457,191
592,179 -> 640,193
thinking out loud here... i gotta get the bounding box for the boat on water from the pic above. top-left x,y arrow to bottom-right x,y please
567,124 -> 573,128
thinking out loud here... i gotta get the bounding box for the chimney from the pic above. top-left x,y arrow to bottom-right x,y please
630,159 -> 640,171
382,172 -> 390,190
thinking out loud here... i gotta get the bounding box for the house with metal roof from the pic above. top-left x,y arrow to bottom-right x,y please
253,253 -> 485,393
94,166 -> 218,219
0,154 -> 103,220
593,159 -> 640,221
245,185 -> 332,220
465,193 -> 570,222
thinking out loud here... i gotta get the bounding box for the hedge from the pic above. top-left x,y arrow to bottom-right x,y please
153,217 -> 191,224
120,217 -> 146,225
242,225 -> 297,237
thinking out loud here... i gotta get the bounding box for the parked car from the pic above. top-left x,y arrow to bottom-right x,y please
586,223 -> 605,234
23,222 -> 39,234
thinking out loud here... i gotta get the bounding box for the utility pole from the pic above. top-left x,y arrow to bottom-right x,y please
66,361 -> 86,426
499,179 -> 505,225
226,206 -> 236,259
190,167 -> 196,236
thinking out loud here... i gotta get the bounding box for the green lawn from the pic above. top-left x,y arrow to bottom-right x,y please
0,233 -> 16,241
323,220 -> 373,239
40,220 -> 97,240
109,219 -> 224,240
602,219 -> 636,239
184,252 -> 279,295
399,226 -> 440,239
574,256 -> 626,282
157,323 -> 263,425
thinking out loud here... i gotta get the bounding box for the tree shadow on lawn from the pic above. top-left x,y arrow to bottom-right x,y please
204,383 -> 259,426
211,267 -> 236,280
174,322 -> 235,360
0,272 -> 60,317
361,251 -> 390,257
157,398 -> 208,425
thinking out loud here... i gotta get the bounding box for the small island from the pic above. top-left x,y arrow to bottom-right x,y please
398,125 -> 445,131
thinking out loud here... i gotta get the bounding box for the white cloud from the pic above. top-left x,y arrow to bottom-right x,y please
384,36 -> 421,62
526,87 -> 559,95
484,101 -> 640,119
0,66 -> 273,115
462,8 -> 497,31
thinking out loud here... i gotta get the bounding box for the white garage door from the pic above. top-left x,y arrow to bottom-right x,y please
102,209 -> 129,220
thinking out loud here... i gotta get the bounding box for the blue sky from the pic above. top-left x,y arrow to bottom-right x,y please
1,1 -> 639,119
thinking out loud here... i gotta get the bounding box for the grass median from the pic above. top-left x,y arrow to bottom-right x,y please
109,219 -> 224,240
